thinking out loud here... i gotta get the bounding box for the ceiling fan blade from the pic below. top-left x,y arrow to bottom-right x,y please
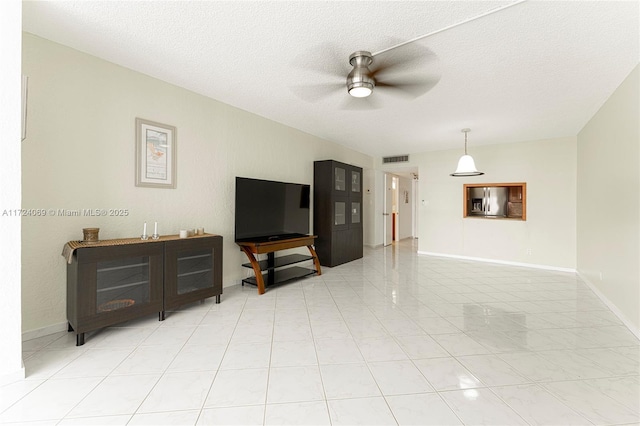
292,42 -> 350,79
290,42 -> 351,102
290,82 -> 345,103
375,75 -> 440,99
341,95 -> 382,111
371,44 -> 439,80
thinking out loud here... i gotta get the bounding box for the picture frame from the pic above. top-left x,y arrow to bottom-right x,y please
21,75 -> 28,141
135,118 -> 177,188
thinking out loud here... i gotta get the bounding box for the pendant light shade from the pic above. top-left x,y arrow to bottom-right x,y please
450,128 -> 484,177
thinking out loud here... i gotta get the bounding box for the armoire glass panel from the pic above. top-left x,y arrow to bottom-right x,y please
351,170 -> 361,193
351,202 -> 361,224
334,167 -> 346,191
335,201 -> 346,225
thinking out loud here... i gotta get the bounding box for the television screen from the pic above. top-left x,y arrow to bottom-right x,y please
235,177 -> 310,242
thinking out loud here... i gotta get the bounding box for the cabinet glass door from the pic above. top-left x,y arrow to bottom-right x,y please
334,167 -> 346,192
351,201 -> 361,224
334,201 -> 346,225
176,249 -> 213,295
96,256 -> 150,313
351,170 -> 361,194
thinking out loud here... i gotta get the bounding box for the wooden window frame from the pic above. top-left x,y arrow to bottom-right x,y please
463,182 -> 527,220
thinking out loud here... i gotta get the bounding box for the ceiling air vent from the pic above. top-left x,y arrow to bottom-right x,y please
382,155 -> 409,164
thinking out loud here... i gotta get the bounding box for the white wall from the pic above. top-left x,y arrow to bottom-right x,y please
21,34 -> 373,333
362,168 -> 377,246
415,137 -> 577,269
397,176 -> 413,240
577,65 -> 639,333
364,169 -> 384,248
0,0 -> 24,384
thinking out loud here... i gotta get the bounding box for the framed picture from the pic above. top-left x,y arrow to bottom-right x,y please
21,75 -> 28,141
135,118 -> 177,188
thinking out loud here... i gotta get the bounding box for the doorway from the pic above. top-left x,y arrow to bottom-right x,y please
382,170 -> 418,247
383,174 -> 400,246
383,173 -> 393,246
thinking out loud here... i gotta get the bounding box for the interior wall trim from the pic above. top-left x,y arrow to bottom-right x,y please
22,321 -> 67,342
577,271 -> 640,340
417,251 -> 576,273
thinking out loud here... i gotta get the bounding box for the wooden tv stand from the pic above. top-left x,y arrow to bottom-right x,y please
236,235 -> 322,294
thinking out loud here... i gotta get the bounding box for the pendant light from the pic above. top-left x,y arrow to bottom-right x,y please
450,128 -> 484,177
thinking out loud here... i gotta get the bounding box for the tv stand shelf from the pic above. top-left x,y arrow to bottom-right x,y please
242,253 -> 314,270
237,235 -> 321,294
242,265 -> 317,288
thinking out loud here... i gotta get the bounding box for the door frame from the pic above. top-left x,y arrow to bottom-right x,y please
383,173 -> 393,246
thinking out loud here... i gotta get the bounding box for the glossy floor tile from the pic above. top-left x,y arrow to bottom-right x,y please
4,240 -> 639,425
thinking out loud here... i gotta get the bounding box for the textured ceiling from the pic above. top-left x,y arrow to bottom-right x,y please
22,1 -> 639,158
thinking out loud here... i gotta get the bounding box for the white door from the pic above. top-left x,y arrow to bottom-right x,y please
383,173 -> 393,246
393,176 -> 399,242
412,178 -> 419,238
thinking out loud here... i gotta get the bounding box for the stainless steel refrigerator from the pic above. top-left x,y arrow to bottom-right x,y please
468,186 -> 509,217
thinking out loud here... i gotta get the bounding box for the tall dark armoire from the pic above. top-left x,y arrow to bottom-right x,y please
313,160 -> 363,267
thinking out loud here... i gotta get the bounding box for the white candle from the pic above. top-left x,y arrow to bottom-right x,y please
143,222 -> 147,235
154,222 -> 158,235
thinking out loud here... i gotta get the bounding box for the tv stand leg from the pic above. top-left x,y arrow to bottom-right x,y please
239,246 -> 266,295
307,245 -> 322,276
267,253 -> 275,286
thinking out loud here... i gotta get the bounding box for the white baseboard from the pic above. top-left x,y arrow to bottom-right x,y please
417,251 -> 638,338
577,271 -> 640,339
22,321 -> 67,342
417,251 -> 576,273
22,285 -> 240,342
0,366 -> 25,386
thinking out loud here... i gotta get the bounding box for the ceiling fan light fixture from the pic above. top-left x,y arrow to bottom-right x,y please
347,51 -> 375,98
450,128 -> 484,177
348,83 -> 373,98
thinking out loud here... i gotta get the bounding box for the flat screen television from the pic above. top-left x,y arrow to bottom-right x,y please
235,177 -> 311,242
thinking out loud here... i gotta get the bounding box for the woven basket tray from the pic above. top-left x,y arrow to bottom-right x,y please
98,299 -> 135,312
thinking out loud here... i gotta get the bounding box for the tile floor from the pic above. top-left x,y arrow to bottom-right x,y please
2,240 -> 639,425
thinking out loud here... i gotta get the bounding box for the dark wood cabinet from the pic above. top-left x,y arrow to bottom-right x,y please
508,186 -> 523,202
67,242 -> 164,346
314,160 -> 363,267
507,184 -> 526,219
65,234 -> 223,345
163,236 -> 223,314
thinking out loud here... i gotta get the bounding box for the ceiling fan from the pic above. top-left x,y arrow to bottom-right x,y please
290,42 -> 440,109
345,49 -> 436,100
299,0 -> 527,105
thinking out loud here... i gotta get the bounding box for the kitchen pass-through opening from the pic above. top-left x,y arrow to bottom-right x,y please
463,182 -> 526,220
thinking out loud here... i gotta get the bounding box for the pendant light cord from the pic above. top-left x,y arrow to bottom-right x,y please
372,0 -> 527,57
464,131 -> 468,155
